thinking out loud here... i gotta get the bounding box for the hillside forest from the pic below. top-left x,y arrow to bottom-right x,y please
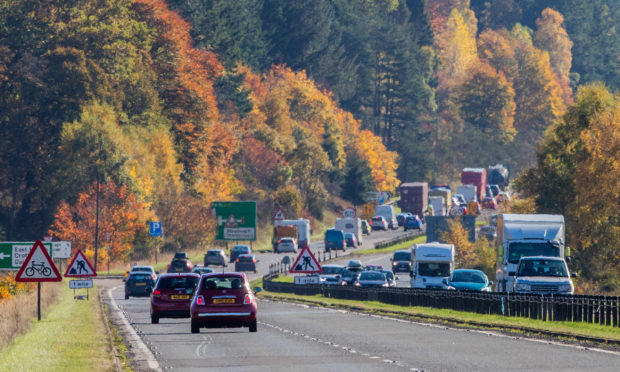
0,0 -> 618,290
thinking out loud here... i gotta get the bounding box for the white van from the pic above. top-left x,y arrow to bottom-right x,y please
410,242 -> 455,289
374,205 -> 398,230
335,218 -> 363,245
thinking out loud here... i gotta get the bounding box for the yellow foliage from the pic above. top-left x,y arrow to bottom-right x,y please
441,218 -> 476,267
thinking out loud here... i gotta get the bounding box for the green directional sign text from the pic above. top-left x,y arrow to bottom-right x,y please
0,242 -> 54,270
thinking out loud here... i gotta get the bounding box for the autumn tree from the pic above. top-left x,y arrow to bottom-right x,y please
441,218 -> 475,267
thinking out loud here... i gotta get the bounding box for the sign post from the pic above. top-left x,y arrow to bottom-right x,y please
15,241 -> 62,320
211,201 -> 257,241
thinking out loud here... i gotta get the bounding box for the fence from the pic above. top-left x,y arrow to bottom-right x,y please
262,275 -> 620,327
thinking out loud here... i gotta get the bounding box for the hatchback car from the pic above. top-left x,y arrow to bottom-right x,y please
125,273 -> 156,299
204,249 -> 227,267
192,266 -> 214,275
391,250 -> 413,273
276,237 -> 298,253
150,273 -> 200,323
318,264 -> 346,285
381,270 -> 397,286
235,254 -> 257,273
344,232 -> 358,247
324,229 -> 345,252
230,245 -> 252,263
190,273 -> 261,333
403,215 -> 422,231
339,268 -> 362,286
354,271 -> 389,288
396,212 -> 413,227
481,196 -> 498,210
446,269 -> 492,291
167,258 -> 193,273
125,265 -> 157,282
370,216 -> 388,231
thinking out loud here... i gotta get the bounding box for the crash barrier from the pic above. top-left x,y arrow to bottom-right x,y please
263,275 -> 620,327
373,229 -> 424,249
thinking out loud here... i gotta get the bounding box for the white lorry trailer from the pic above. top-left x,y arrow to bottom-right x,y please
495,214 -> 566,292
410,242 -> 455,289
276,219 -> 311,248
335,218 -> 363,245
456,184 -> 477,202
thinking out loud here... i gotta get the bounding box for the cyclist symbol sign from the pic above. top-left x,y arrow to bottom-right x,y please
15,240 -> 62,282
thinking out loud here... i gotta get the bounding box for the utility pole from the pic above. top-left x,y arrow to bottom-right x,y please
94,170 -> 100,272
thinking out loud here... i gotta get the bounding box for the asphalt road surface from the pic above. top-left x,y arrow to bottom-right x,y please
99,281 -> 620,371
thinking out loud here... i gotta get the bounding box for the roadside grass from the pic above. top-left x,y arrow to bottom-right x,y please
0,283 -> 114,372
256,287 -> 620,343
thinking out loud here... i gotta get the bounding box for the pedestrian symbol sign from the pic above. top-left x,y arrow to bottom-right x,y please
289,247 -> 322,274
15,240 -> 62,282
65,250 -> 97,278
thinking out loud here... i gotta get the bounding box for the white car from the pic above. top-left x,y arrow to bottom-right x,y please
512,256 -> 576,295
277,237 -> 298,253
318,264 -> 346,285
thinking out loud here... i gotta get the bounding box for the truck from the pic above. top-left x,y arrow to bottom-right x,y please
410,242 -> 455,289
487,164 -> 509,190
399,182 -> 428,218
276,219 -> 311,248
272,225 -> 297,252
428,196 -> 446,216
456,184 -> 477,203
428,188 -> 451,211
495,214 -> 566,292
335,218 -> 363,245
461,168 -> 487,202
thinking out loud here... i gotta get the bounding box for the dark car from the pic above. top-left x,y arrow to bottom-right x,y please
125,265 -> 157,282
344,232 -> 358,247
324,229 -> 345,252
403,215 -> 422,231
192,266 -> 214,275
230,245 -> 252,263
235,254 -> 257,273
190,273 -> 261,333
339,268 -> 362,286
150,273 -> 200,323
354,271 -> 389,288
391,250 -> 413,273
396,213 -> 413,227
125,273 -> 156,299
204,249 -> 227,267
167,257 -> 193,273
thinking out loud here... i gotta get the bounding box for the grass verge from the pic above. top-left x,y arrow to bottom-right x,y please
255,279 -> 620,347
103,302 -> 133,371
0,283 -> 115,372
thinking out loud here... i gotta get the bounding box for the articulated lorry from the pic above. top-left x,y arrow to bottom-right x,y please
410,242 -> 455,289
495,214 -> 566,292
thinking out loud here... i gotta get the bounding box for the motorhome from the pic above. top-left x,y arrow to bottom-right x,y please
410,242 -> 455,289
335,218 -> 363,245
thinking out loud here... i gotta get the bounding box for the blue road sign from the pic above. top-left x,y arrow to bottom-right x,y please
150,222 -> 162,237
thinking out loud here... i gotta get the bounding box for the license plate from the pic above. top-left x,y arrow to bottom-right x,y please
171,295 -> 190,300
213,298 -> 235,304
135,282 -> 146,286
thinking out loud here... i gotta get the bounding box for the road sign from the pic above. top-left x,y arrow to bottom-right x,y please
343,207 -> 356,218
150,222 -> 162,237
212,201 -> 257,241
0,241 -> 53,270
294,275 -> 320,284
65,250 -> 97,277
289,247 -> 322,274
69,279 -> 93,289
273,207 -> 285,221
52,241 -> 72,259
15,241 -> 62,282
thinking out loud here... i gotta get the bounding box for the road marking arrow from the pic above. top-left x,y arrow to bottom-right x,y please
0,252 -> 10,260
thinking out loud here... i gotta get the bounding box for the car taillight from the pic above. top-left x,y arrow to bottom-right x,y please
196,295 -> 205,305
252,258 -> 256,263
243,294 -> 252,304
278,239 -> 281,243
236,258 -> 240,262
186,262 -> 192,269
152,289 -> 161,297
167,263 -> 171,269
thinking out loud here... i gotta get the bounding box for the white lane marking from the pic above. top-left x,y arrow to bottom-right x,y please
195,335 -> 213,357
108,286 -> 161,371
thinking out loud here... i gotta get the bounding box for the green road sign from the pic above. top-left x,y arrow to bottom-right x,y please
211,201 -> 257,241
0,242 -> 54,270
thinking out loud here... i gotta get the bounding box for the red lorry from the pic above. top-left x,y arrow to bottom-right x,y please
461,168 -> 487,202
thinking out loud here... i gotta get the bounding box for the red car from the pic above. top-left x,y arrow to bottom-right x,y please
150,273 -> 200,324
190,272 -> 261,333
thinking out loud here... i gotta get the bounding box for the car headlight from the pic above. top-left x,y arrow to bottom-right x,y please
392,261 -> 397,266
319,277 -> 326,282
354,282 -> 361,287
515,283 -> 530,291
559,283 -> 571,292
382,283 -> 389,287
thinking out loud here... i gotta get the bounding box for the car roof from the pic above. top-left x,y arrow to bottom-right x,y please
207,249 -> 223,253
201,272 -> 247,279
519,256 -> 564,261
394,249 -> 411,254
321,264 -> 345,269
157,272 -> 200,278
132,266 -> 153,270
453,269 -> 485,274
344,232 -> 354,236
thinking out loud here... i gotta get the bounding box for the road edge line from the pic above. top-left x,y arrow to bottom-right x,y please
98,287 -> 122,372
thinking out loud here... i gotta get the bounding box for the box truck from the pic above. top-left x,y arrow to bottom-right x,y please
461,168 -> 487,202
410,242 -> 455,289
400,182 -> 428,218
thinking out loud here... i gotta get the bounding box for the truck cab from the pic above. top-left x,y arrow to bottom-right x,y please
410,242 -> 455,289
496,214 -> 566,292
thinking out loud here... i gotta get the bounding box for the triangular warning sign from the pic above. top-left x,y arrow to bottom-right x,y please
289,247 -> 322,274
15,240 -> 62,282
225,214 -> 238,227
273,207 -> 285,221
65,250 -> 97,278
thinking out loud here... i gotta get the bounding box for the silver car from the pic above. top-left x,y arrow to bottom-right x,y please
512,256 -> 576,294
354,271 -> 389,288
277,237 -> 298,253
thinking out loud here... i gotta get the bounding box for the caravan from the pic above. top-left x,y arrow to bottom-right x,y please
410,242 -> 455,289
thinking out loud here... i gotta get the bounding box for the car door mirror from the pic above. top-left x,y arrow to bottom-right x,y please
253,287 -> 262,293
571,272 -> 578,278
488,281 -> 493,286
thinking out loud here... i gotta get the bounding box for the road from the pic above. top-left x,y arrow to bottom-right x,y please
99,280 -> 620,371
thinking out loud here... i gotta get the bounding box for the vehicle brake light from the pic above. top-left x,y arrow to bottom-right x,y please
252,259 -> 256,263
152,289 -> 161,297
243,294 -> 252,304
236,258 -> 240,262
186,261 -> 192,269
167,263 -> 171,269
278,239 -> 281,243
196,295 -> 205,305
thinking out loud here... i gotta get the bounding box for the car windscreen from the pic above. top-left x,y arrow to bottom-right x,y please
322,266 -> 344,275
325,230 -> 343,240
203,276 -> 245,290
131,266 -> 152,272
417,263 -> 450,277
508,242 -> 560,264
360,272 -> 385,281
517,259 -> 568,277
451,271 -> 485,283
342,269 -> 361,279
207,251 -> 220,256
128,274 -> 151,281
393,252 -> 411,261
157,276 -> 198,289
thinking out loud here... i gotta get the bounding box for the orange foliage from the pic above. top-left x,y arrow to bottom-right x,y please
0,274 -> 32,302
49,181 -> 150,264
354,130 -> 399,192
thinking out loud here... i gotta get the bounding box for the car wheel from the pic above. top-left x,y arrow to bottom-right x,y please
404,227 -> 407,231
151,314 -> 159,324
125,294 -> 129,300
249,319 -> 257,332
191,319 -> 200,334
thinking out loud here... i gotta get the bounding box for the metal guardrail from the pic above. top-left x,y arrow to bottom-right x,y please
263,275 -> 620,327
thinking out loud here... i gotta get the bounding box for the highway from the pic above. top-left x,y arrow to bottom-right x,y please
98,226 -> 620,371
